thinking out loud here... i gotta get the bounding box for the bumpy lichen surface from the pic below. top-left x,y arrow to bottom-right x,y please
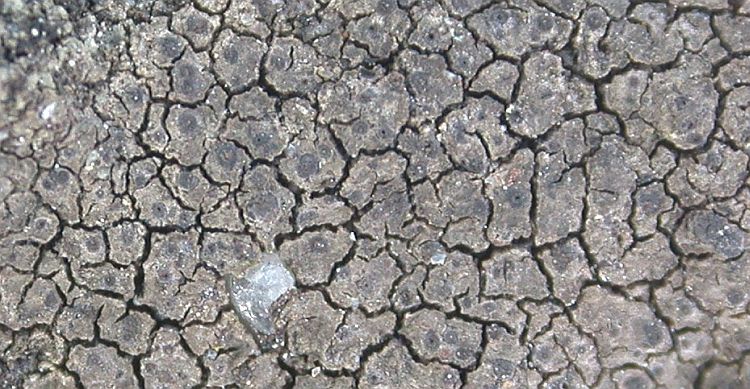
1,0 -> 750,388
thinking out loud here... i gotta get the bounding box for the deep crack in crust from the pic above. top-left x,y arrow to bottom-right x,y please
1,0 -> 750,388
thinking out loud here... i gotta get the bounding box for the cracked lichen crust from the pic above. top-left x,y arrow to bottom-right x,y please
1,0 -> 750,388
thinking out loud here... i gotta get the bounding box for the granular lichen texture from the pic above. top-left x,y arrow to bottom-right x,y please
1,0 -> 750,388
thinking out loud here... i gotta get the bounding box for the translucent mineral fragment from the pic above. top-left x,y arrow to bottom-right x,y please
228,254 -> 295,335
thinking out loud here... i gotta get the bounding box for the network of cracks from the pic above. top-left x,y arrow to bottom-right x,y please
1,0 -> 750,387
